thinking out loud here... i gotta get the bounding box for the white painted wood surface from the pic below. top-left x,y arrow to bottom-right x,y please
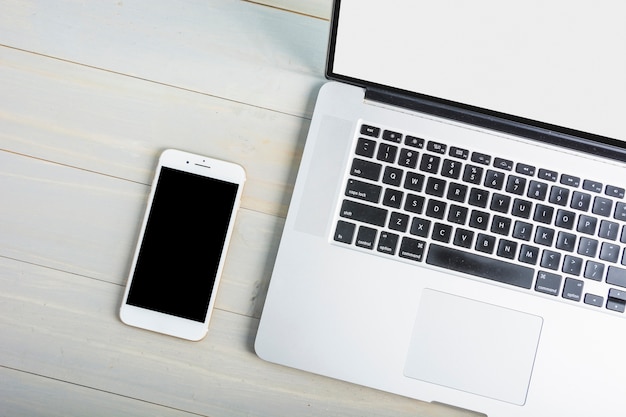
0,1 -> 476,415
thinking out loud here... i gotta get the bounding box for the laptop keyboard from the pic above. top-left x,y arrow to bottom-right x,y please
333,122 -> 626,314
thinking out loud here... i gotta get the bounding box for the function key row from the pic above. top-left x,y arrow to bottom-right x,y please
358,124 -> 624,199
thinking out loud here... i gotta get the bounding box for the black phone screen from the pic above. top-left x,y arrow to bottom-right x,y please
126,167 -> 239,322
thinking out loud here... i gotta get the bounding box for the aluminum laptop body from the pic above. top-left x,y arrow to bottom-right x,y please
255,1 -> 626,415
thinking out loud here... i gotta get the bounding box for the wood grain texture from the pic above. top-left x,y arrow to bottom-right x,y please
247,0 -> 332,19
0,0 -> 328,118
0,0 -> 472,415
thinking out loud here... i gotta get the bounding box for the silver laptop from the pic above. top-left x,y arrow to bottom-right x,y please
255,1 -> 626,415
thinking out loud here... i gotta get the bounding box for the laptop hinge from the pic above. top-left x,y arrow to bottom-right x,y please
364,87 -> 626,163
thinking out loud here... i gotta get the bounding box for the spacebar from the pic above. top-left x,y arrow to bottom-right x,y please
426,244 -> 534,289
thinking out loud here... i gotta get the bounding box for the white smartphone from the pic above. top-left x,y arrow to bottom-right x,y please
120,149 -> 246,341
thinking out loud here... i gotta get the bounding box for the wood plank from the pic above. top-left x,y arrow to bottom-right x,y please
247,0 -> 332,20
0,367 -> 200,417
0,0 -> 328,118
0,150 -> 279,318
0,45 -> 306,219
0,257 -> 476,417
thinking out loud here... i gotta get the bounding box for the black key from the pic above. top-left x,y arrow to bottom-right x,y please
608,288 -> 626,302
425,177 -> 446,197
382,188 -> 404,208
420,154 -> 441,173
527,180 -> 549,200
606,185 -> 625,199
549,186 -> 570,206
561,174 -> 580,187
519,244 -> 540,265
584,293 -> 604,307
607,299 -> 626,313
516,163 -> 536,176
377,143 -> 398,163
534,226 -> 555,246
447,183 -> 468,202
382,130 -> 402,143
615,202 -> 626,221
334,221 -> 355,244
511,198 -> 533,219
599,220 -> 619,241
583,179 -> 603,193
475,233 -> 496,254
405,135 -> 425,149
538,168 -> 558,182
540,250 -> 561,270
377,232 -> 399,255
535,271 -> 562,296
427,141 -> 446,154
484,170 -> 505,190
450,146 -> 469,160
404,172 -> 426,192
426,244 -> 534,289
441,159 -> 462,179
355,226 -> 377,250
592,196 -> 613,217
410,217 -> 431,237
468,188 -> 490,208
497,239 -> 517,259
556,231 -> 576,252
506,175 -> 526,195
425,199 -> 447,220
494,157 -> 513,171
389,212 -> 410,232
463,165 -> 483,184
584,261 -> 604,281
578,237 -> 599,258
345,179 -> 382,203
453,228 -> 474,248
404,194 -> 425,214
600,242 -> 620,263
513,221 -> 533,241
555,209 -> 575,229
577,215 -> 597,235
398,148 -> 419,168
382,166 -> 404,187
490,215 -> 511,235
533,204 -> 554,224
351,158 -> 382,181
471,152 -> 491,165
432,223 -> 453,243
355,137 -> 377,158
469,210 -> 490,230
340,200 -> 387,227
448,204 -> 468,225
361,124 -> 380,137
563,255 -> 583,275
571,191 -> 592,211
399,237 -> 426,262
607,266 -> 626,288
562,278 -> 584,301
490,193 -> 511,213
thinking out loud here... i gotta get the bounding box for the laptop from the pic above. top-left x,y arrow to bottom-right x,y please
255,1 -> 626,415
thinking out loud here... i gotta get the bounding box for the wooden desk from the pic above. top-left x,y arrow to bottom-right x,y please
0,1 -> 476,415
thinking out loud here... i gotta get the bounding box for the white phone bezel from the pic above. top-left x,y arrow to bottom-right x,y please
119,149 -> 246,341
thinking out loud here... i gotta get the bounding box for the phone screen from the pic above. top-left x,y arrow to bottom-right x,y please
126,166 -> 239,322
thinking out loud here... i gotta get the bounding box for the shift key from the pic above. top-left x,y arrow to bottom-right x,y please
607,266 -> 626,289
340,200 -> 388,227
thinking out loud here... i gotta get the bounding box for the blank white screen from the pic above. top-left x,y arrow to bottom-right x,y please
332,0 -> 625,141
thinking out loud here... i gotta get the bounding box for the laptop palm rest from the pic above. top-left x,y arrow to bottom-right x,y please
404,289 -> 543,405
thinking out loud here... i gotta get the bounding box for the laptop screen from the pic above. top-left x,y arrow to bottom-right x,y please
328,0 -> 625,143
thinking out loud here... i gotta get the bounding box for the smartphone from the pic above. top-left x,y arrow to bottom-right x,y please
120,149 -> 245,341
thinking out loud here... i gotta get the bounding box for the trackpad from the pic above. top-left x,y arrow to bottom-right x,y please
404,289 -> 543,405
